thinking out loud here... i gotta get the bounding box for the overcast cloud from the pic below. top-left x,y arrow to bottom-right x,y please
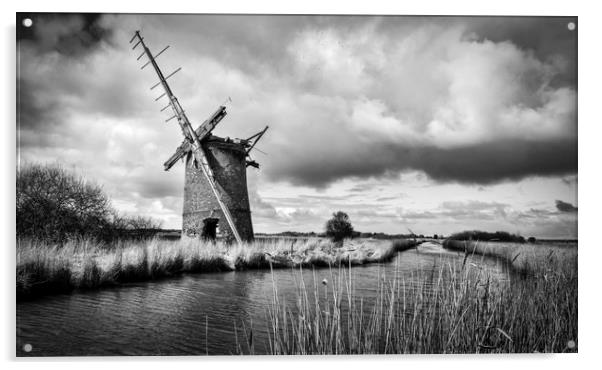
17,14 -> 577,237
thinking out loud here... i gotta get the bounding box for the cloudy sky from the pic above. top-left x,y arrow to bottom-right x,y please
16,13 -> 577,238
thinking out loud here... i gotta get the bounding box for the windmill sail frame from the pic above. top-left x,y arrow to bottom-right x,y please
130,30 -> 243,244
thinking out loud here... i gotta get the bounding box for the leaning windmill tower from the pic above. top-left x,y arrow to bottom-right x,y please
130,31 -> 268,243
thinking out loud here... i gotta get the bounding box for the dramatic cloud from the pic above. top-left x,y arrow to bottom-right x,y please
18,14 -> 577,185
263,21 -> 576,186
556,200 -> 578,213
16,14 -> 578,235
269,138 -> 577,187
17,13 -> 110,56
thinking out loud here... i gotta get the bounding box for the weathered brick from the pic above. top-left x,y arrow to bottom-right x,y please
182,139 -> 254,242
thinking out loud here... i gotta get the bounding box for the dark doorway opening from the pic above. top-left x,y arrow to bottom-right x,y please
201,217 -> 219,241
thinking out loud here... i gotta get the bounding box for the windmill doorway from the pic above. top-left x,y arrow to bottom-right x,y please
201,217 -> 219,241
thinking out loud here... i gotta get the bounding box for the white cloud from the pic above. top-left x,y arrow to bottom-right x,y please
285,24 -> 576,149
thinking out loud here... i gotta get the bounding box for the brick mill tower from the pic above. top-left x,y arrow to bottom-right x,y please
181,135 -> 255,241
130,31 -> 268,244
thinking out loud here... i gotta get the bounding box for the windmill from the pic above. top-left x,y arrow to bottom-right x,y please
130,31 -> 268,244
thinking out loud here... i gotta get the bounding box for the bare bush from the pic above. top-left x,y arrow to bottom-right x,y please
17,163 -> 113,241
17,163 -> 162,242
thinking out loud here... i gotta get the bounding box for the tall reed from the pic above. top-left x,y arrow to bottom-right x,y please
259,250 -> 577,354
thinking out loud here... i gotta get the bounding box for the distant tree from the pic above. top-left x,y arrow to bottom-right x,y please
125,215 -> 163,230
527,236 -> 537,243
433,234 -> 438,240
110,213 -> 163,240
325,211 -> 354,242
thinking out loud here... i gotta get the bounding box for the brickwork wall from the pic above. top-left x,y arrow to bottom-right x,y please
182,141 -> 254,242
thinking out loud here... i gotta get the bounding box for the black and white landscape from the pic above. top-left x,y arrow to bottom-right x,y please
16,13 -> 577,356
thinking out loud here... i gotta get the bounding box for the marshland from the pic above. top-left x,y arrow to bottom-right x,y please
16,235 -> 577,355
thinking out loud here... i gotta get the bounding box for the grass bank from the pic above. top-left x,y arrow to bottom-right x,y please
442,239 -> 577,275
255,247 -> 577,354
16,237 -> 418,299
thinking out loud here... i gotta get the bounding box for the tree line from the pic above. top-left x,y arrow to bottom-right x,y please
448,230 -> 526,243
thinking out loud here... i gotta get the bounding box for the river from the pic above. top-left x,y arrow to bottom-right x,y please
16,242 -> 511,356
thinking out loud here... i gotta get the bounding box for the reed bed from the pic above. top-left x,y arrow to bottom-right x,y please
16,237 -> 418,299
255,249 -> 577,354
442,239 -> 577,275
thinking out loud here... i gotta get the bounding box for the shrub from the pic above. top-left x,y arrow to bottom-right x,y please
17,163 -> 162,242
17,163 -> 112,242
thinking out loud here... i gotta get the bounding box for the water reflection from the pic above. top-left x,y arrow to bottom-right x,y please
16,242 -> 510,356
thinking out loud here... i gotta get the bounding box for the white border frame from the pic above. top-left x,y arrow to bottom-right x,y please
3,1 -> 599,369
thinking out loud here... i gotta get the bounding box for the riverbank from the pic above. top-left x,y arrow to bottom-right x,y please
442,239 -> 577,275
16,237 -> 418,299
